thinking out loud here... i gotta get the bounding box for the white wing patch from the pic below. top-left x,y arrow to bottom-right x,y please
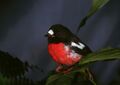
64,45 -> 69,52
71,42 -> 85,50
48,29 -> 54,35
64,45 -> 79,59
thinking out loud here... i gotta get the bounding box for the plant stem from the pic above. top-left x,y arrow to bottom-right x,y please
86,68 -> 97,85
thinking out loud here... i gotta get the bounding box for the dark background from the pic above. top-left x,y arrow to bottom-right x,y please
0,0 -> 120,85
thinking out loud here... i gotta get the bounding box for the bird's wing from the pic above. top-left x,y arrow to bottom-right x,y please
69,35 -> 92,56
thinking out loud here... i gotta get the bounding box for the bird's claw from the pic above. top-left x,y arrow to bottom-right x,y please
56,65 -> 73,74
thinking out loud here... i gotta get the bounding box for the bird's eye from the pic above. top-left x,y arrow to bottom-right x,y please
48,29 -> 54,35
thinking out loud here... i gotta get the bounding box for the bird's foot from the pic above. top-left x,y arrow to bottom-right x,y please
56,65 -> 73,74
56,65 -> 63,72
62,67 -> 73,74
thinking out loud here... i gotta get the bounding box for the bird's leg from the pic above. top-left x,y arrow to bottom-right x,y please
55,64 -> 63,72
62,66 -> 73,74
56,64 -> 74,73
56,64 -> 75,74
56,64 -> 72,73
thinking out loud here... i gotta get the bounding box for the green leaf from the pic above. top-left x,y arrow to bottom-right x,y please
77,0 -> 109,32
0,74 -> 10,85
45,69 -> 96,85
46,72 -> 76,85
79,48 -> 120,65
88,0 -> 109,17
45,48 -> 120,85
46,73 -> 62,85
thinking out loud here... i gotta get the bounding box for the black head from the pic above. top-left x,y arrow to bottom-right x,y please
45,24 -> 73,43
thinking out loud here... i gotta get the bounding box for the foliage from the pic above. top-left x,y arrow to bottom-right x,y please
0,51 -> 40,85
0,74 -> 9,85
1,0 -> 119,85
0,48 -> 120,85
45,48 -> 120,85
77,0 -> 110,32
79,48 -> 120,66
0,51 -> 29,78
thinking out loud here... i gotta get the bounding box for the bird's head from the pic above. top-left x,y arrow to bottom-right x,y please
45,24 -> 73,43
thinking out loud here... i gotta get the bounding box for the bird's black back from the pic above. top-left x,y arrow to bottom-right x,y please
67,34 -> 92,56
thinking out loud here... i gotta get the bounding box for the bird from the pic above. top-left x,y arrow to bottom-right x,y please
45,24 -> 92,73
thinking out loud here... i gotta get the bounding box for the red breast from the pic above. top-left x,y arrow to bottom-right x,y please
48,43 -> 82,66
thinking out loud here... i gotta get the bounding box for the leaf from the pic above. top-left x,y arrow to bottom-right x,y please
77,0 -> 109,32
0,73 -> 41,85
46,73 -> 62,85
79,48 -> 120,65
45,48 -> 120,85
45,69 -> 96,85
46,73 -> 75,85
0,74 -> 10,85
0,50 -> 39,78
88,0 -> 109,17
0,50 -> 29,78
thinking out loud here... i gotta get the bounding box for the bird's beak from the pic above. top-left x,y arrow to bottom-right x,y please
45,34 -> 49,37
44,33 -> 51,37
45,33 -> 54,38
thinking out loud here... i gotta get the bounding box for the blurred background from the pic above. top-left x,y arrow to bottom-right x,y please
0,0 -> 120,85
